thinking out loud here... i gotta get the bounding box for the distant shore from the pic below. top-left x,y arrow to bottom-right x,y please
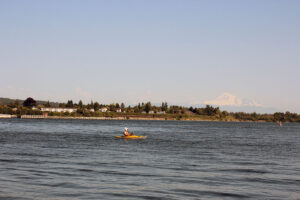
1,97 -> 300,122
0,114 -> 270,122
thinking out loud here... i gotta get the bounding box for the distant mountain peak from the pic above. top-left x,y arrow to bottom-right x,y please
204,93 -> 262,107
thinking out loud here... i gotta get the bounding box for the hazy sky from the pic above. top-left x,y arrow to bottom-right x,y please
1,0 -> 300,112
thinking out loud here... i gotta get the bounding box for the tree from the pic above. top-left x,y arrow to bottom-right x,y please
161,102 -> 168,111
87,100 -> 94,109
274,112 -> 284,122
204,105 -> 219,116
145,102 -> 152,113
116,103 -> 120,109
121,103 -> 125,109
109,103 -> 116,111
23,97 -> 37,108
222,111 -> 229,117
251,112 -> 258,121
66,100 -> 74,108
14,100 -> 20,107
78,100 -> 83,108
44,101 -> 51,107
196,108 -> 204,115
59,103 -> 66,108
169,105 -> 180,114
94,102 -> 100,111
127,105 -> 131,112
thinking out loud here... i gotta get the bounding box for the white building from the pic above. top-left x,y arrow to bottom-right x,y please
99,107 -> 108,112
41,108 -> 77,113
116,109 -> 122,113
0,114 -> 12,118
149,111 -> 154,114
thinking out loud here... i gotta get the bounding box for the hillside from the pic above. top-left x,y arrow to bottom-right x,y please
0,97 -> 59,107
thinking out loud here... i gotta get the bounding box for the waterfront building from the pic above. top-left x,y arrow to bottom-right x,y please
41,108 -> 77,113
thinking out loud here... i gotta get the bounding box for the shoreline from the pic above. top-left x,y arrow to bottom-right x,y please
0,114 -> 272,122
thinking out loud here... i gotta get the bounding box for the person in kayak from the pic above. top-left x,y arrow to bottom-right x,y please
124,127 -> 133,136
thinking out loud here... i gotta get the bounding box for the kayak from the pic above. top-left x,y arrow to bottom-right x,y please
115,135 -> 147,139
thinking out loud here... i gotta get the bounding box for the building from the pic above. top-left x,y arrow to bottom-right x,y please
41,108 -> 77,113
0,114 -> 13,118
149,111 -> 154,114
116,109 -> 122,113
99,107 -> 108,112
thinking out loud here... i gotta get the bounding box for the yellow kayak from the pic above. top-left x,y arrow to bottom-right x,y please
115,135 -> 147,139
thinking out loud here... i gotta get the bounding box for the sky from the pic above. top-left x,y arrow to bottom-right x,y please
0,0 -> 300,113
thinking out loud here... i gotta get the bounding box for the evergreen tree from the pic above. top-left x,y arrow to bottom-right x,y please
145,102 -> 152,113
87,100 -> 94,109
121,103 -> 125,109
66,100 -> 73,108
161,102 -> 168,111
78,100 -> 83,108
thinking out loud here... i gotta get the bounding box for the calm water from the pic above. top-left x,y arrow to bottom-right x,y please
0,119 -> 299,200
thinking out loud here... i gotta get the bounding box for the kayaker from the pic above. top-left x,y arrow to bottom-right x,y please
124,127 -> 132,136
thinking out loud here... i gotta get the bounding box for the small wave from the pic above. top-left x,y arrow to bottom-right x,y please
160,177 -> 224,186
103,192 -> 170,200
39,182 -> 89,190
97,170 -> 159,178
231,161 -> 277,166
0,196 -> 31,200
77,168 -> 95,172
219,168 -> 269,174
52,192 -> 84,198
27,170 -> 75,177
242,177 -> 300,186
172,189 -> 249,199
0,159 -> 17,163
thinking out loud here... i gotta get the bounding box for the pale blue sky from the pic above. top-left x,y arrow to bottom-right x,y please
1,0 -> 300,112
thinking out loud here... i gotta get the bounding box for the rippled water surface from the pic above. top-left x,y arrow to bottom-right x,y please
0,119 -> 299,199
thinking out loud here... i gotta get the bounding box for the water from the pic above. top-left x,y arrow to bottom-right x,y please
0,119 -> 299,200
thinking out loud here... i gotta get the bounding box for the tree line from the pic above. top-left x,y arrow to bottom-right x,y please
0,97 -> 300,122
